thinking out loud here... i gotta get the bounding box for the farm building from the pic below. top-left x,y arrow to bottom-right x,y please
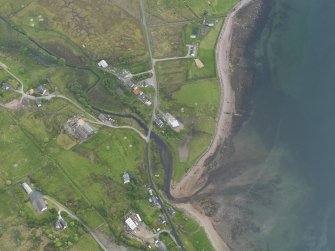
22,182 -> 33,194
64,116 -> 96,140
22,183 -> 47,213
124,212 -> 142,232
30,191 -> 47,213
165,113 -> 180,128
98,60 -> 108,68
125,217 -> 138,231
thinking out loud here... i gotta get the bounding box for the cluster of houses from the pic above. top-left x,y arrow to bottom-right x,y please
124,80 -> 152,106
97,61 -> 153,107
124,211 -> 167,251
28,85 -> 49,96
64,116 -> 96,141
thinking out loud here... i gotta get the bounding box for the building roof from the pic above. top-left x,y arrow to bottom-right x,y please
56,218 -> 68,229
125,217 -> 137,231
22,182 -> 33,194
98,60 -> 108,68
2,82 -> 11,90
123,172 -> 130,184
165,113 -> 180,128
133,86 -> 141,95
36,85 -> 47,95
29,191 -> 47,213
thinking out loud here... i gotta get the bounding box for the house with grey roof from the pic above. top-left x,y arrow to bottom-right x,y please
56,217 -> 68,230
1,82 -> 11,91
36,85 -> 48,95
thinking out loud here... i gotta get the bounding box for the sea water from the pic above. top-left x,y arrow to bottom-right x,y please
239,0 -> 335,250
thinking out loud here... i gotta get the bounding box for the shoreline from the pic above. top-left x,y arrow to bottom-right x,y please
170,0 -> 256,250
171,0 -> 254,199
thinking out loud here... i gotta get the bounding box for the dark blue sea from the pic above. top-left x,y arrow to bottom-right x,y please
243,0 -> 335,249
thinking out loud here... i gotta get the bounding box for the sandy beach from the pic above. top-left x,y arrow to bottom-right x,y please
171,0 -> 253,199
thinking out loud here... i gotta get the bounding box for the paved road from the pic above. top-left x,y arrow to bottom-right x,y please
139,0 -> 158,142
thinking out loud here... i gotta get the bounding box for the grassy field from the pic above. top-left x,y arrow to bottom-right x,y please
188,0 -> 239,17
150,24 -> 188,58
145,0 -> 197,23
171,208 -> 215,251
0,97 -> 159,249
187,20 -> 224,79
156,59 -> 220,181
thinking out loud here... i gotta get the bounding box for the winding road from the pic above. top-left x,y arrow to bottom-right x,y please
0,62 -> 148,141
